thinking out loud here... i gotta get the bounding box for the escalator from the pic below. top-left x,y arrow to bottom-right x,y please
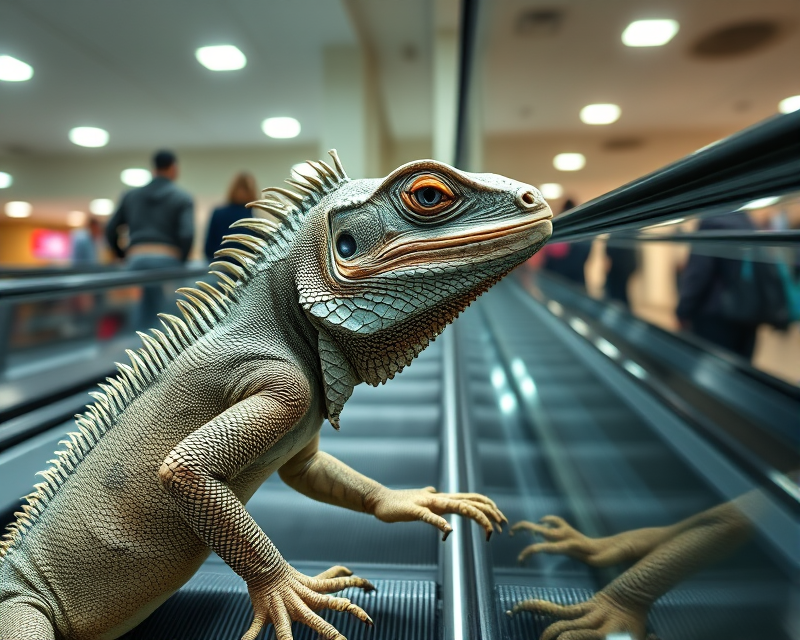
1,271 -> 797,640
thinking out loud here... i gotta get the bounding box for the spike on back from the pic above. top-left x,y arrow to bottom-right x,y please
0,150 -> 350,563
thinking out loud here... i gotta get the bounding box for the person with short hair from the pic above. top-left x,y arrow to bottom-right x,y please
204,172 -> 260,262
105,150 -> 195,329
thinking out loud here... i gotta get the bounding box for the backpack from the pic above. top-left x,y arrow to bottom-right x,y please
719,254 -> 791,329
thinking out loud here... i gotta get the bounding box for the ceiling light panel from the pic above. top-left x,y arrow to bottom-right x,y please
69,126 -> 109,148
553,153 -> 586,171
0,172 -> 12,189
120,168 -> 151,187
0,55 -> 33,82
5,201 -> 32,218
262,117 -> 301,139
622,20 -> 679,47
195,45 -> 247,71
779,95 -> 800,114
580,103 -> 621,125
539,183 -> 564,199
89,198 -> 115,216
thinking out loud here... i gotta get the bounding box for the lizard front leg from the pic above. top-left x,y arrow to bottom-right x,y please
158,375 -> 373,640
279,436 -> 507,541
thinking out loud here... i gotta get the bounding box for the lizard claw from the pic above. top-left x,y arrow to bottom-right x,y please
243,565 -> 374,640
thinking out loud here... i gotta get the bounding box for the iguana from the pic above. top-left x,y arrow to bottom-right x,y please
0,151 -> 553,640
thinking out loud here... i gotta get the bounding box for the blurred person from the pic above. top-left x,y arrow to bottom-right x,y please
541,199 -> 592,289
70,216 -> 103,265
105,150 -> 195,329
677,211 -> 789,360
605,244 -> 638,307
204,171 -> 259,262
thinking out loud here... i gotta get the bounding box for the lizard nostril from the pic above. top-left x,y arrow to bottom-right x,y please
515,187 -> 541,210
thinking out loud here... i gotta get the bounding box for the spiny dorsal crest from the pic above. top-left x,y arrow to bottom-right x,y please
0,150 -> 348,561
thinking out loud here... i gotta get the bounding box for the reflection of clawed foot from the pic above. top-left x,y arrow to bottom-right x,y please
510,515 -> 647,567
506,593 -> 657,640
242,564 -> 375,640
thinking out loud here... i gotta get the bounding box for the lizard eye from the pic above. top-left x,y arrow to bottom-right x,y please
401,175 -> 455,218
335,232 -> 357,258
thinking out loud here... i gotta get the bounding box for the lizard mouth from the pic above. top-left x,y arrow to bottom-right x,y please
335,206 -> 553,279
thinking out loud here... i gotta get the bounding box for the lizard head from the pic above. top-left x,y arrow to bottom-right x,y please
286,154 -> 552,425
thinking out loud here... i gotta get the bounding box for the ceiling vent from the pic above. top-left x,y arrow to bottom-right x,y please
691,20 -> 782,58
516,9 -> 564,37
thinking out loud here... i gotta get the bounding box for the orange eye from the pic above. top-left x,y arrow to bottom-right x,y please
401,175 -> 455,217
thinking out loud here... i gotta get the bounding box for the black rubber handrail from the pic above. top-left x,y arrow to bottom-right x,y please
551,111 -> 800,241
0,267 -> 209,303
609,229 -> 800,248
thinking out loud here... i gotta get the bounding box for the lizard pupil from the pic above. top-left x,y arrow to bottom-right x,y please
416,187 -> 442,207
336,233 -> 357,258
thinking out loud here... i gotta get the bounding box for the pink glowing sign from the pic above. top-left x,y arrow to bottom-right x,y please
31,229 -> 72,260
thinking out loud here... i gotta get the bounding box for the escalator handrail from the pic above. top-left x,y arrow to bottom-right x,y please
550,110 -> 800,241
0,266 -> 209,303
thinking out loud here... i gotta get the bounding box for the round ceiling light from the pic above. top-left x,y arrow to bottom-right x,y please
5,201 -> 32,218
120,168 -> 151,187
67,210 -> 87,227
779,95 -> 800,114
0,171 -> 12,189
0,55 -> 33,82
553,153 -> 586,171
539,183 -> 564,200
196,45 -> 247,71
89,198 -> 115,215
262,117 -> 301,139
69,126 -> 109,148
622,19 -> 679,47
580,103 -> 621,125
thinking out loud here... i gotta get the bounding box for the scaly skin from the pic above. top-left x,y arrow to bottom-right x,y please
0,151 -> 552,640
508,495 -> 757,640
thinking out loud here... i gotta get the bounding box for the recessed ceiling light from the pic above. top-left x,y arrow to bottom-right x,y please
195,45 -> 247,71
622,19 -> 679,47
120,168 -> 151,187
5,201 -> 32,218
739,196 -> 780,210
262,117 -> 301,139
89,198 -> 115,216
539,183 -> 564,199
0,171 -> 12,189
67,210 -> 87,227
553,153 -> 586,171
779,95 -> 800,114
0,55 -> 33,82
580,103 -> 621,125
69,126 -> 109,148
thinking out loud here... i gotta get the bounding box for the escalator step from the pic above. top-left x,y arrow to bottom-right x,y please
124,572 -> 437,640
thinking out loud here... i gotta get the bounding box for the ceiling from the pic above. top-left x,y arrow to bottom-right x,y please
481,0 -> 800,135
0,0 -> 356,155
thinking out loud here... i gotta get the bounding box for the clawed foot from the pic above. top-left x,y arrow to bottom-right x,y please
367,486 -> 507,541
242,564 -> 375,640
506,593 -> 657,640
510,516 -> 608,566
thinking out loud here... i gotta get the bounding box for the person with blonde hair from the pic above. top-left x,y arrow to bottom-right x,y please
204,171 -> 259,262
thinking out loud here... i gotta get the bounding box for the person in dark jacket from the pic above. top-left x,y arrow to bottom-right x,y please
676,212 -> 759,360
605,245 -> 638,306
542,199 -> 592,289
204,172 -> 259,262
105,150 -> 195,329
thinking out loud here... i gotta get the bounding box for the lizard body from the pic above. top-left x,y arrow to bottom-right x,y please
0,152 -> 552,640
